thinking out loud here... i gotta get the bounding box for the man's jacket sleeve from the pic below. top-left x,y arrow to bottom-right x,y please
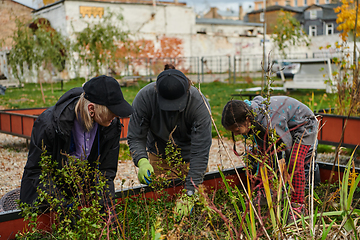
186,94 -> 212,191
127,92 -> 150,166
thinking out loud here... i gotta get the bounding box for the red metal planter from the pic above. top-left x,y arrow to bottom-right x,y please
0,108 -> 130,140
317,113 -> 360,148
0,167 -> 247,239
0,108 -> 46,139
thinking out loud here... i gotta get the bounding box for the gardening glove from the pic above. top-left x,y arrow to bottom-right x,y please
174,190 -> 196,220
137,158 -> 154,185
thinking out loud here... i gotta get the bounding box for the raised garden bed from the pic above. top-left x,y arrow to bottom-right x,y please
0,162 -> 359,239
0,108 -> 130,140
316,112 -> 360,148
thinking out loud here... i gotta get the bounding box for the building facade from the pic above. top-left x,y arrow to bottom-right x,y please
25,0 -> 265,80
300,4 -> 341,36
247,3 -> 340,36
254,0 -> 332,10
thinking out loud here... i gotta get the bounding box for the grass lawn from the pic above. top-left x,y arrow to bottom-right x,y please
0,77 -> 337,139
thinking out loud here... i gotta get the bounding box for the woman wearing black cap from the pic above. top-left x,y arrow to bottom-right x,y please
127,65 -> 212,218
20,76 -> 134,212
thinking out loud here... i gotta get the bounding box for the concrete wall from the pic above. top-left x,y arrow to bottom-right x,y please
35,1 -> 268,58
35,3 -> 67,37
31,1 -> 272,78
195,23 -> 262,37
36,2 -> 193,58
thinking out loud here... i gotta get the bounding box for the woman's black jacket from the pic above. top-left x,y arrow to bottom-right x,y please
20,87 -> 122,205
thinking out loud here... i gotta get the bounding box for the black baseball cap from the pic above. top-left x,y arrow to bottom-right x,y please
156,69 -> 189,111
83,75 -> 134,117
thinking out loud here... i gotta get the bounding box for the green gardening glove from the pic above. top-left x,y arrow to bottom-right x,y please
174,190 -> 196,220
137,158 -> 154,185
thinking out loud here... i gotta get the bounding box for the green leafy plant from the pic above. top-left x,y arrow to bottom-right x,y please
17,149 -> 123,239
7,17 -> 70,103
271,10 -> 311,59
72,10 -> 129,78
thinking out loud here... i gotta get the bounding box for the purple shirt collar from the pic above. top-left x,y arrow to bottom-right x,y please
70,116 -> 98,160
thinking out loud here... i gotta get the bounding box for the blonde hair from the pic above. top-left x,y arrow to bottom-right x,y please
75,93 -> 111,132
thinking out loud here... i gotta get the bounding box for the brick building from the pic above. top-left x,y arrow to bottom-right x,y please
0,0 -> 34,50
247,5 -> 305,34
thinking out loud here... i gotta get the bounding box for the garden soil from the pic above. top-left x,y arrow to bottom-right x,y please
0,133 -> 246,202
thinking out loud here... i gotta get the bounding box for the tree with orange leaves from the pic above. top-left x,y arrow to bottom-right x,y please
115,36 -> 184,75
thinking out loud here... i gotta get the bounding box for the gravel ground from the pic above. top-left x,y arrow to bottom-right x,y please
0,133 -> 245,200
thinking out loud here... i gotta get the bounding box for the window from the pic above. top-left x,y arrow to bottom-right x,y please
309,25 -> 317,36
315,0 -> 319,4
285,0 -> 290,5
257,3 -> 262,9
275,1 -> 278,5
325,0 -> 330,3
304,0 -> 307,5
294,0 -> 298,6
260,12 -> 264,22
326,23 -> 334,35
310,9 -> 317,19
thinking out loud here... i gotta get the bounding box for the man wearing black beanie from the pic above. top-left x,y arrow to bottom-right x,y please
127,65 -> 212,219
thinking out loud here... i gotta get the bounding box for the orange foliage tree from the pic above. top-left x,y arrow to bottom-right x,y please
115,36 -> 184,75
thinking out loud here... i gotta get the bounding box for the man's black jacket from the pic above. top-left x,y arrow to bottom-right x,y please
20,87 -> 122,205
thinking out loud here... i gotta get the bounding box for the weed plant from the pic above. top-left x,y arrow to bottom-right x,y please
17,149 -> 123,239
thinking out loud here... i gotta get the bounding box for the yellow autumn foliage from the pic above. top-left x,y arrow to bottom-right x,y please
335,0 -> 360,41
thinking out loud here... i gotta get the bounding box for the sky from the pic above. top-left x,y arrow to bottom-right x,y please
15,0 -> 255,14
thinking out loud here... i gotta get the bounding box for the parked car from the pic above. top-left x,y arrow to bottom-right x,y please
271,60 -> 300,79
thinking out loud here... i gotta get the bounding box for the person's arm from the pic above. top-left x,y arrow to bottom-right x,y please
127,92 -> 151,167
185,94 -> 212,192
25,110 -> 55,173
20,109 -> 55,204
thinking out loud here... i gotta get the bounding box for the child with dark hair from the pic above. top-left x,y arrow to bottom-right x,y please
221,96 -> 319,221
